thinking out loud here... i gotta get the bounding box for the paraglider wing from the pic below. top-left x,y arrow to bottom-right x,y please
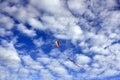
55,41 -> 60,47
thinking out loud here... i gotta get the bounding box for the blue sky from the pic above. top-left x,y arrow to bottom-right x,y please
0,0 -> 120,80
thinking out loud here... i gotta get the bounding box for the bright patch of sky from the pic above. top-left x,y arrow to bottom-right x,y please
0,0 -> 120,80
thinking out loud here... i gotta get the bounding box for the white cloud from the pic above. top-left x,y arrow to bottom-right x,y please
17,24 -> 36,37
54,24 -> 83,42
101,69 -> 119,77
28,18 -> 44,30
0,14 -> 14,37
63,60 -> 80,70
18,67 -> 29,78
67,0 -> 87,15
37,57 -> 51,65
21,55 -> 43,70
37,52 -> 73,79
0,14 -> 14,30
76,54 -> 91,65
49,48 -> 61,57
90,46 -> 110,55
33,38 -> 44,47
41,15 -> 67,31
109,43 -> 120,54
39,69 -> 55,80
30,0 -> 70,16
0,28 -> 13,37
0,42 -> 20,68
47,58 -> 72,79
0,66 -> 10,80
91,52 -> 120,78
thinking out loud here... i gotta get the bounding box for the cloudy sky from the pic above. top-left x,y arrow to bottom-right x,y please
0,0 -> 120,80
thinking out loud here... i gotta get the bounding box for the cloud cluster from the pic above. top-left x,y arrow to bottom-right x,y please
0,0 -> 120,80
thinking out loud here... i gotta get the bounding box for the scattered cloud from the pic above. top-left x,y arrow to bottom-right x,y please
0,0 -> 120,80
17,23 -> 36,37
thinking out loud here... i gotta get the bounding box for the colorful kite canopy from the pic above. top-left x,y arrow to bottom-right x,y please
55,41 -> 60,47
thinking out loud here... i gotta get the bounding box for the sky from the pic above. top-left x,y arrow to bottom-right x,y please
0,0 -> 120,80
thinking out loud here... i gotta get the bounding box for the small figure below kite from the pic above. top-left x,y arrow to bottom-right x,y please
55,41 -> 60,47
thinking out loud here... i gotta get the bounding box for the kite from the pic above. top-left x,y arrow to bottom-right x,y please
54,41 -> 84,69
55,41 -> 60,47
